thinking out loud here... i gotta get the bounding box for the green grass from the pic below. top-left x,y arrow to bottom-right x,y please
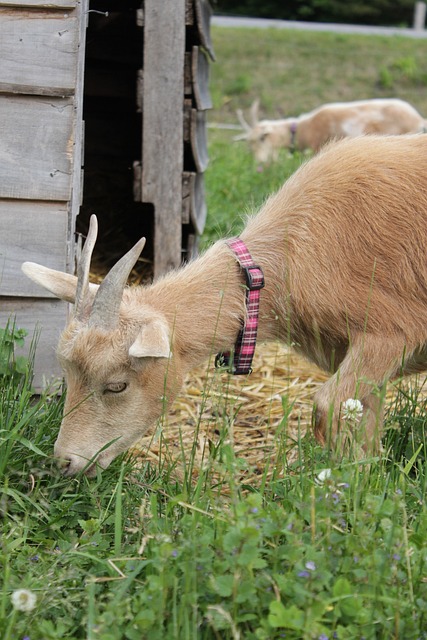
202,129 -> 306,247
209,27 -> 427,123
1,327 -> 427,639
2,27 -> 427,640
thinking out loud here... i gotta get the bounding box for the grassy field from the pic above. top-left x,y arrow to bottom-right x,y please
209,27 -> 427,121
2,27 -> 427,640
204,26 -> 427,246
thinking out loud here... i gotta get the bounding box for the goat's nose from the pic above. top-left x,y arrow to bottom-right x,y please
56,456 -> 72,473
55,453 -> 96,477
55,454 -> 80,476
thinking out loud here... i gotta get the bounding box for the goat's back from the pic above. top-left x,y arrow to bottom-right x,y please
244,134 -> 427,347
295,99 -> 424,150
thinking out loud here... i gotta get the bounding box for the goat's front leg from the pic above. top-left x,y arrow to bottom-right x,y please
313,333 -> 407,455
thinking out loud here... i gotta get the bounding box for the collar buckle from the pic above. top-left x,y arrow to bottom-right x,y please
243,265 -> 265,291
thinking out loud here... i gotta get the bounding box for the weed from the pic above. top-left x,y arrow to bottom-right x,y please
0,322 -> 30,383
378,66 -> 394,89
377,54 -> 427,90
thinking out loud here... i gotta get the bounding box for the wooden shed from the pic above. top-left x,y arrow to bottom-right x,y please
0,0 -> 213,387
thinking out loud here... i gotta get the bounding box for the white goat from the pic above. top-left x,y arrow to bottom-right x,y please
237,98 -> 427,163
22,134 -> 427,475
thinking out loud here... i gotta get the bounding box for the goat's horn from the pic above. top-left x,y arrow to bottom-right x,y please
233,133 -> 249,142
75,215 -> 98,320
88,237 -> 146,329
236,108 -> 251,133
250,99 -> 260,127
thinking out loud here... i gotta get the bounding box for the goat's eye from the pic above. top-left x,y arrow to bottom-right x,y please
104,382 -> 127,394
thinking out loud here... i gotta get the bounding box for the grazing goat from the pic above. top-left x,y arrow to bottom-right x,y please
237,98 -> 427,163
22,134 -> 427,475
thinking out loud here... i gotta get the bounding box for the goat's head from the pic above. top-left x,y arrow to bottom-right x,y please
235,102 -> 294,164
22,216 -> 181,476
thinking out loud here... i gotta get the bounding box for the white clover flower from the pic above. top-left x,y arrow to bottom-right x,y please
315,468 -> 332,485
11,589 -> 37,612
342,398 -> 363,423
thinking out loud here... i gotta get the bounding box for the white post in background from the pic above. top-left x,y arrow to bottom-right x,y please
413,1 -> 426,30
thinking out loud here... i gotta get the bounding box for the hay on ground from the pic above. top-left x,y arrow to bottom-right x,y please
133,343 -> 329,485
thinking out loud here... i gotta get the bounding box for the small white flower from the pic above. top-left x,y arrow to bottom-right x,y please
11,589 -> 37,612
342,398 -> 363,423
315,468 -> 332,485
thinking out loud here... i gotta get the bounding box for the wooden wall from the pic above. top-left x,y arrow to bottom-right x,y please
0,0 -> 87,386
0,0 -> 213,388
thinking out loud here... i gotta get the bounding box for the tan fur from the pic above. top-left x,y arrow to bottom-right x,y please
243,98 -> 427,163
22,134 -> 427,474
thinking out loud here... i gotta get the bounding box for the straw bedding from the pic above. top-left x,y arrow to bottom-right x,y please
133,342 -> 329,484
132,341 -> 426,486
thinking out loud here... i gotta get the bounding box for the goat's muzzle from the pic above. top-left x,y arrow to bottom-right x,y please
54,451 -> 99,477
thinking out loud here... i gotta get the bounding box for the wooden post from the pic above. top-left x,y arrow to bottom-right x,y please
414,1 -> 426,30
142,0 -> 186,278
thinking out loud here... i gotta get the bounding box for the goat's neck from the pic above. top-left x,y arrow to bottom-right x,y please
139,238 -> 282,370
292,114 -> 314,151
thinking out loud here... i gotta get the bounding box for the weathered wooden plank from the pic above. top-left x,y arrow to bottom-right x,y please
191,109 -> 209,172
190,171 -> 207,235
0,297 -> 67,391
142,0 -> 185,277
0,83 -> 74,97
68,0 -> 88,234
185,0 -> 194,25
183,100 -> 209,172
183,98 -> 192,142
0,95 -> 74,201
133,161 -> 142,201
192,46 -> 212,110
0,1 -> 76,7
182,172 -> 193,224
183,105 -> 208,173
185,232 -> 198,261
194,0 -> 215,60
0,9 -> 78,96
136,69 -> 143,112
0,201 -> 69,297
182,171 -> 206,234
184,52 -> 192,96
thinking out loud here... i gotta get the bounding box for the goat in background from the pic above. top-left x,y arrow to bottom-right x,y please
237,98 -> 427,163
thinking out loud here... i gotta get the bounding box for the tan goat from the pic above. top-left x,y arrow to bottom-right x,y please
22,134 -> 427,475
238,98 -> 427,163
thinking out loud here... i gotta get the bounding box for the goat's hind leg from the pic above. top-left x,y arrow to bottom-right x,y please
314,334 -> 407,455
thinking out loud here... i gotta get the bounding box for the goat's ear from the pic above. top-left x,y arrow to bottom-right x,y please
21,262 -> 98,303
129,318 -> 171,359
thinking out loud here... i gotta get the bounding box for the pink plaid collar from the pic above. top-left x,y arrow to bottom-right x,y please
215,238 -> 265,375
